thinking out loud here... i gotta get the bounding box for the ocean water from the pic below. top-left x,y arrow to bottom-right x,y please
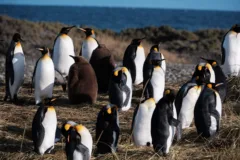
0,5 -> 239,32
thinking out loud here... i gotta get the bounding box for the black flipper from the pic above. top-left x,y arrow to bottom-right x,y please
32,104 -> 46,153
31,57 -> 41,93
76,144 -> 90,160
123,45 -> 137,83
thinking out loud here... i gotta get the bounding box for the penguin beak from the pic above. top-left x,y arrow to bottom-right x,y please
69,55 -> 75,59
68,25 -> 76,30
36,48 -> 44,51
200,57 -> 209,61
67,135 -> 70,143
78,28 -> 86,32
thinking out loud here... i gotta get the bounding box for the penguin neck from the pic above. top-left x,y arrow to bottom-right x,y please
42,53 -> 51,60
14,42 -> 23,55
60,33 -> 69,38
86,34 -> 96,40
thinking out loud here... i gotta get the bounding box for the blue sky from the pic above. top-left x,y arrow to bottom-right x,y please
0,0 -> 240,11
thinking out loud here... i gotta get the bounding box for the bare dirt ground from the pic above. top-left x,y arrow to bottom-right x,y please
0,82 -> 240,160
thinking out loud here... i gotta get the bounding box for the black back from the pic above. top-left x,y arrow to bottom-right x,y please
96,105 -> 120,154
123,43 -> 138,83
194,85 -> 220,138
32,104 -> 47,153
151,90 -> 179,154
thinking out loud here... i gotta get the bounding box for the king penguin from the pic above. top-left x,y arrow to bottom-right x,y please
96,104 -> 120,154
64,124 -> 92,160
68,56 -> 98,104
221,24 -> 240,77
78,28 -> 99,61
32,47 -> 55,105
109,67 -> 132,111
201,57 -> 227,102
61,121 -> 78,138
123,38 -> 145,85
151,89 -> 180,156
4,33 -> 25,102
52,26 -> 75,91
194,83 -> 222,138
143,58 -> 166,103
32,103 -> 57,155
132,98 -> 156,146
89,44 -> 116,93
175,63 -> 212,129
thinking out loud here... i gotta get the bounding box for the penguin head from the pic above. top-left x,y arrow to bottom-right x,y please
61,121 -> 77,138
152,59 -> 165,67
206,83 -> 224,90
150,44 -> 160,52
193,63 -> 211,84
112,67 -> 128,84
163,89 -> 176,102
60,26 -> 76,34
36,47 -> 49,56
131,37 -> 145,46
231,24 -> 240,33
12,33 -> 24,42
78,27 -> 95,38
200,57 -> 218,67
102,104 -> 118,124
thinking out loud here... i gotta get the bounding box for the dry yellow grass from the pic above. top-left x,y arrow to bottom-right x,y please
0,82 -> 240,160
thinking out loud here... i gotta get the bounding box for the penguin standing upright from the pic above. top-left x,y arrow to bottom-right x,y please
52,26 -> 75,91
109,67 -> 132,111
78,28 -> 99,61
143,44 -> 166,81
64,124 -> 92,160
201,57 -> 227,102
32,47 -> 55,105
194,83 -> 222,138
4,33 -> 25,102
68,56 -> 98,104
143,58 -> 166,103
96,104 -> 120,154
89,44 -> 116,93
151,89 -> 180,156
221,24 -> 240,76
132,98 -> 156,146
32,103 -> 57,155
123,38 -> 145,85
175,63 -> 212,129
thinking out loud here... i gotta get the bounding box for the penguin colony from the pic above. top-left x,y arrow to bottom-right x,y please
4,24 -> 239,158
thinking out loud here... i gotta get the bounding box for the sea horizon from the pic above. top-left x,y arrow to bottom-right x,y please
0,4 -> 239,32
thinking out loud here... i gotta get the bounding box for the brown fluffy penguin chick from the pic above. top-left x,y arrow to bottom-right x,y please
68,56 -> 98,104
89,44 -> 116,93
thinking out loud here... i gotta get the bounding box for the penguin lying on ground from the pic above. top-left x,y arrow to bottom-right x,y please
32,47 -> 55,105
221,24 -> 240,77
64,124 -> 92,160
52,26 -> 76,92
109,67 -> 132,111
4,33 -> 25,103
78,27 -> 99,61
68,56 -> 98,104
151,89 -> 180,156
95,104 -> 120,154
32,103 -> 57,155
123,38 -> 145,85
194,83 -> 222,138
89,44 -> 116,93
132,98 -> 156,146
201,57 -> 227,102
